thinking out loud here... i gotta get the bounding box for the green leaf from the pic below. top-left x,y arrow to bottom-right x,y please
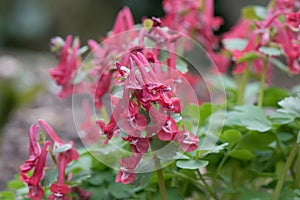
239,131 -> 274,151
270,58 -> 290,73
228,149 -> 255,160
270,112 -> 295,125
70,170 -> 91,184
88,171 -> 114,186
55,143 -> 72,154
220,129 -> 242,146
239,188 -> 272,199
108,183 -> 132,199
176,58 -> 188,74
0,191 -> 14,200
263,87 -> 290,107
236,52 -> 261,63
223,38 -> 248,51
242,6 -> 267,20
259,46 -> 283,56
278,97 -> 300,118
111,85 -> 123,98
7,179 -> 25,190
226,105 -> 272,132
271,96 -> 300,125
158,50 -> 169,61
41,168 -> 58,187
297,130 -> 300,144
176,159 -> 209,169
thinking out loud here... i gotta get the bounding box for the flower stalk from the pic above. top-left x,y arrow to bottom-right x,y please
258,58 -> 268,107
153,152 -> 168,200
237,63 -> 250,105
273,141 -> 298,200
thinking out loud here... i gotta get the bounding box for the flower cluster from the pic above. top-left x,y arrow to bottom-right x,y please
96,52 -> 199,184
19,120 -> 86,200
222,0 -> 300,75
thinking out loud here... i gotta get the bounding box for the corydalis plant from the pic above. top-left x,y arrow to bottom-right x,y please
95,52 -> 199,184
19,120 -> 82,200
12,0 -> 300,199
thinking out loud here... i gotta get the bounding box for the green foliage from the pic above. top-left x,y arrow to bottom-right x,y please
176,159 -> 209,169
223,38 -> 248,51
259,46 -> 283,56
242,5 -> 268,20
226,105 -> 272,132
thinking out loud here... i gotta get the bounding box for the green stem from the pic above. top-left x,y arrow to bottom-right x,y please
237,63 -> 250,105
213,153 -> 228,189
100,106 -> 109,123
294,152 -> 300,188
258,58 -> 268,107
197,170 -> 219,200
153,152 -> 168,200
273,142 -> 298,200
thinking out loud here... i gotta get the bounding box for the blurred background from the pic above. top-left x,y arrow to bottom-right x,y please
0,0 -> 271,191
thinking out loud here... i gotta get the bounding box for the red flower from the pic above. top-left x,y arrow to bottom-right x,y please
96,101 -> 122,144
48,183 -> 70,200
122,136 -> 150,153
37,120 -> 79,199
286,10 -> 300,29
130,53 -> 182,113
275,20 -> 300,74
71,187 -> 93,200
49,35 -> 81,98
173,128 -> 199,152
20,125 -> 41,182
79,100 -> 100,144
115,154 -> 142,184
112,6 -> 134,34
20,124 -> 51,200
157,116 -> 178,141
121,101 -> 147,137
94,71 -> 113,108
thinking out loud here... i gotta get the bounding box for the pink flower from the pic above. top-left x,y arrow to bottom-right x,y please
20,125 -> 41,182
130,53 -> 182,113
48,183 -> 70,200
223,20 -> 252,39
71,187 -> 93,200
122,136 -> 150,153
112,6 -> 134,34
96,101 -> 122,144
38,119 -> 79,166
37,120 -> 79,199
80,100 -> 100,144
27,142 -> 51,200
275,20 -> 300,74
94,71 -> 113,108
121,101 -> 147,137
286,10 -> 300,29
49,35 -> 81,98
275,0 -> 295,11
173,128 -> 199,152
163,0 -> 222,50
157,116 -> 178,141
115,154 -> 142,184
208,51 -> 231,73
20,125 -> 52,200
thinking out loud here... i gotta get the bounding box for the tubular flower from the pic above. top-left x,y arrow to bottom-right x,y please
49,35 -> 82,98
115,154 -> 142,184
19,125 -> 51,200
173,127 -> 199,152
37,120 -> 79,199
